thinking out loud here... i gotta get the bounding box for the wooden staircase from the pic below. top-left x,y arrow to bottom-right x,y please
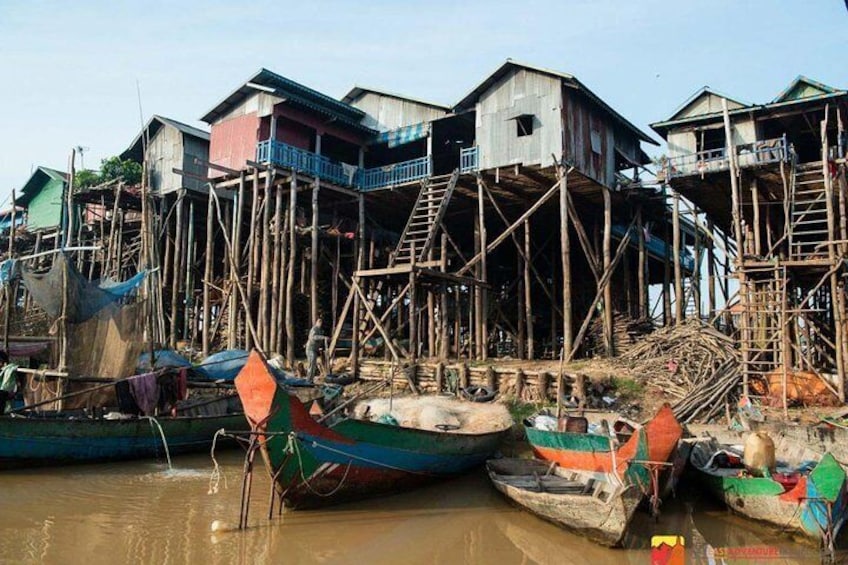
390,170 -> 459,266
789,161 -> 830,260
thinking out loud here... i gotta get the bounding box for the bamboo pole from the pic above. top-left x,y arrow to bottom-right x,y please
693,206 -> 702,320
477,176 -> 487,361
246,172 -> 259,351
707,218 -> 717,322
184,199 -> 195,343
229,172 -> 245,349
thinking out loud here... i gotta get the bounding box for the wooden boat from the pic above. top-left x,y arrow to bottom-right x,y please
487,458 -> 643,547
234,350 -> 511,510
525,404 -> 683,477
689,437 -> 848,547
0,396 -> 243,470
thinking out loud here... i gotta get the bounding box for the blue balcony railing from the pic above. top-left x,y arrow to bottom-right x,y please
258,140 -> 436,191
665,135 -> 788,179
359,156 -> 431,191
460,146 -> 479,173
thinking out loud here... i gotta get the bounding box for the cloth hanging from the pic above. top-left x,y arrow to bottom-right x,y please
128,373 -> 159,416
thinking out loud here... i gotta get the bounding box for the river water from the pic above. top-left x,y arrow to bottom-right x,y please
0,451 -> 836,564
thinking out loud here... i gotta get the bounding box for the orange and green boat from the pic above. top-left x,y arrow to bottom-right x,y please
690,438 -> 848,549
525,404 -> 683,478
235,351 -> 511,509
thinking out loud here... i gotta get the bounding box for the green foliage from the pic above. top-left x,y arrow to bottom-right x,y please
73,156 -> 142,189
504,398 -> 541,424
611,376 -> 644,402
99,156 -> 142,185
73,169 -> 99,189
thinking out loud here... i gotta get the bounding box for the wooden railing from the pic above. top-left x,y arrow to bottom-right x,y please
665,135 -> 788,179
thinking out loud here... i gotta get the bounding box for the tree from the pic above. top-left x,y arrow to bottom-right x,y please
72,156 -> 143,189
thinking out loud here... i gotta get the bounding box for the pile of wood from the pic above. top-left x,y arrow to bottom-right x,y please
587,314 -> 655,357
619,320 -> 741,423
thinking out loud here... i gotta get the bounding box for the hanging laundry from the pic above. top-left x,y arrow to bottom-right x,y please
128,373 -> 160,416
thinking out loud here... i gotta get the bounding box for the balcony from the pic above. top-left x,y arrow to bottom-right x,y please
460,146 -> 479,174
665,136 -> 788,179
257,139 -> 435,192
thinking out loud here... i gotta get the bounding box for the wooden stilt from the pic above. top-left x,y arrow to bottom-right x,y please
310,181 -> 320,324
560,167 -> 573,360
672,191 -> 683,324
285,174 -> 298,367
637,205 -> 647,318
602,187 -> 613,356
270,182 -> 284,353
202,188 -> 214,357
170,194 -> 183,347
524,219 -> 534,360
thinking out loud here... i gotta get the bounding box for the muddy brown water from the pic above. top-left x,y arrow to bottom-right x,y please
0,452 -> 836,564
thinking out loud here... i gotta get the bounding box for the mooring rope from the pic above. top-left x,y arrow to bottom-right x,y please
208,428 -> 229,495
285,432 -> 353,498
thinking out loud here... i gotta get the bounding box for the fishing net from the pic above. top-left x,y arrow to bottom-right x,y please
20,253 -> 145,323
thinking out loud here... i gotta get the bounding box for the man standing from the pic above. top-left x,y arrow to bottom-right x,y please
0,351 -> 19,414
306,318 -> 325,381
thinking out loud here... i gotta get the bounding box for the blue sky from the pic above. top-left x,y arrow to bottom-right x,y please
0,0 -> 846,202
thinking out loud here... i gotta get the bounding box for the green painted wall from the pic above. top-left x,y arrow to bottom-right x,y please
25,177 -> 64,230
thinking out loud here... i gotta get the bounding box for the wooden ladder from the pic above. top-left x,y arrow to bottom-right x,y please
789,161 -> 830,260
390,169 -> 459,267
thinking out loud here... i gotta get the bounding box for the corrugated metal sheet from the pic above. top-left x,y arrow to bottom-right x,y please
350,91 -> 447,132
475,67 -> 563,170
208,112 -> 260,177
562,87 -> 615,188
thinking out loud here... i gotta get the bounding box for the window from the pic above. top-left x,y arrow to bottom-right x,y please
516,115 -> 534,137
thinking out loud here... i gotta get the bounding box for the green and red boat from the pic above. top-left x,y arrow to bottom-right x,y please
234,351 -> 511,509
525,405 -> 683,476
689,438 -> 848,549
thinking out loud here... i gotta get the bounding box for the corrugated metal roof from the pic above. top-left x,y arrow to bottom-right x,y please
201,68 -> 371,134
772,75 -> 839,103
342,86 -> 450,111
121,115 -> 210,162
454,59 -> 659,146
651,83 -> 848,138
18,166 -> 67,207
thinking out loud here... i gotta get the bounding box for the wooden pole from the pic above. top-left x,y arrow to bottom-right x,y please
202,189 -> 214,357
672,191 -> 683,324
602,187 -> 613,356
477,176 -> 488,361
285,174 -> 297,367
246,172 -> 259,351
560,167 -> 573,360
707,218 -> 717,321
351,194 -> 365,377
310,180 -> 320,324
693,206 -> 702,320
270,183 -> 284,353
3,190 -> 15,351
524,219 -> 534,359
662,195 -> 672,325
637,204 -> 647,318
169,194 -> 183,347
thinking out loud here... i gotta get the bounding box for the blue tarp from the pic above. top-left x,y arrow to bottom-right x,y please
612,224 -> 695,272
138,349 -> 192,372
194,349 -> 250,382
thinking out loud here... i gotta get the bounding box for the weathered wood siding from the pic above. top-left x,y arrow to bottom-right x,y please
672,92 -> 745,120
182,135 -> 210,193
349,92 -> 447,132
561,87 -> 615,188
146,126 -> 184,194
475,68 -> 563,170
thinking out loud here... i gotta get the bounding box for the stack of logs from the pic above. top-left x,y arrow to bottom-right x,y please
620,319 -> 741,423
355,360 -> 570,404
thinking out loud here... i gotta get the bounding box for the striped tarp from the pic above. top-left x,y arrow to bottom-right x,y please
372,122 -> 430,148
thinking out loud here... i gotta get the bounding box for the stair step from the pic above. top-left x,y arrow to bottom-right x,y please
796,179 -> 825,185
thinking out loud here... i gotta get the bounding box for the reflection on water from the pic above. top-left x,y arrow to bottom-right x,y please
0,453 -> 834,564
